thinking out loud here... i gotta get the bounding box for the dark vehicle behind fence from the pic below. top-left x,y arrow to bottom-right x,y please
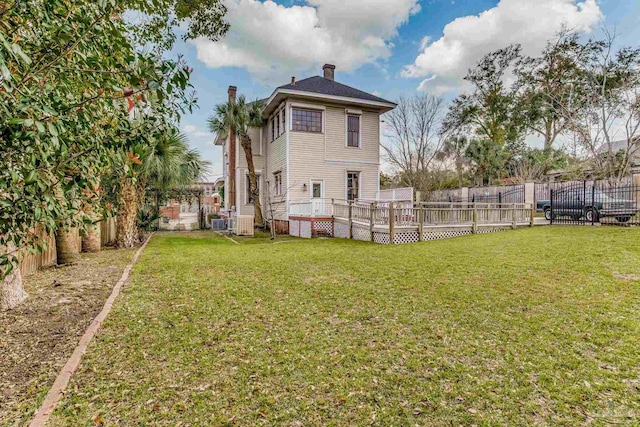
536,183 -> 640,224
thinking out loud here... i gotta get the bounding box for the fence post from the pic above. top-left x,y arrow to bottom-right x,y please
369,203 -> 375,242
389,201 -> 395,244
530,203 -> 535,227
591,185 -> 595,226
550,189 -> 554,225
418,203 -> 424,242
348,201 -> 353,239
472,202 -> 478,234
512,203 -> 517,229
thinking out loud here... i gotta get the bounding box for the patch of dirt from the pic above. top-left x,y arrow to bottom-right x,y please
613,273 -> 640,281
0,246 -> 138,427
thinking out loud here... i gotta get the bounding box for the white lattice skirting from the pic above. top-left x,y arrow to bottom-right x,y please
292,218 -> 519,244
352,226 -> 371,242
334,222 -> 350,239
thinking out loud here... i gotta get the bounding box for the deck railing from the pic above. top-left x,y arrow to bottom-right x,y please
332,201 -> 534,230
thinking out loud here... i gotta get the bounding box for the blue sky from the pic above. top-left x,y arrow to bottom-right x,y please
169,0 -> 640,180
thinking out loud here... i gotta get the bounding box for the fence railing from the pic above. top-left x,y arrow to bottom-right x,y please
548,184 -> 640,226
332,201 -> 534,230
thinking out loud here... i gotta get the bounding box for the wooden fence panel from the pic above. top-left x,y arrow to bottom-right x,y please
100,217 -> 117,246
18,227 -> 57,277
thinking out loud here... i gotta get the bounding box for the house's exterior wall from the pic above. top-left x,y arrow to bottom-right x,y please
287,98 -> 380,204
230,96 -> 383,223
265,121 -> 288,221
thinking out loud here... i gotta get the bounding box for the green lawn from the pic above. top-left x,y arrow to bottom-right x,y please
50,228 -> 640,426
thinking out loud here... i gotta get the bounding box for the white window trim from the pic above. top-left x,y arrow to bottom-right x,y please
290,106 -> 324,134
309,179 -> 325,200
346,171 -> 361,201
345,110 -> 362,149
273,171 -> 283,196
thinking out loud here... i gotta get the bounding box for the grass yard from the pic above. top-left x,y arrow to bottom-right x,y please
50,228 -> 640,426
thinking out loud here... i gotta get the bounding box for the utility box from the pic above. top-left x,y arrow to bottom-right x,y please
234,215 -> 254,236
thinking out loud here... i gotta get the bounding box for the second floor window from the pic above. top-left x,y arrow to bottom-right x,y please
292,108 -> 322,132
281,109 -> 286,134
347,115 -> 360,147
271,118 -> 275,141
276,112 -> 280,136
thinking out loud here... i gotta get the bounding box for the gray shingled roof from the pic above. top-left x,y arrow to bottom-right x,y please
277,76 -> 394,105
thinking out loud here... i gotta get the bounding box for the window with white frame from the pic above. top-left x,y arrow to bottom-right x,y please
281,109 -> 286,134
273,171 -> 282,196
271,118 -> 275,141
292,108 -> 322,132
347,172 -> 360,201
347,115 -> 360,147
246,174 -> 260,204
276,112 -> 280,136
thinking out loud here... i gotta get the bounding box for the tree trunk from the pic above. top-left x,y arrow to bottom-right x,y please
81,179 -> 101,253
240,133 -> 264,227
56,227 -> 80,265
116,177 -> 139,248
54,181 -> 80,265
1,243 -> 27,310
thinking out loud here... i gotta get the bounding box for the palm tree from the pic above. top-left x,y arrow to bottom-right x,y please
115,130 -> 209,248
208,96 -> 265,227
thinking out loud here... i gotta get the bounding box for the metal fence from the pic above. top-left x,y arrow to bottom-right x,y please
429,184 -> 525,203
541,183 -> 640,226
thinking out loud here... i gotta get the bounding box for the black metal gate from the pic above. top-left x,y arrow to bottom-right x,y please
547,183 -> 640,226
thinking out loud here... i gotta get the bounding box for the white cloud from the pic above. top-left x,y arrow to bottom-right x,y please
192,0 -> 420,84
403,0 -> 603,93
182,123 -> 209,138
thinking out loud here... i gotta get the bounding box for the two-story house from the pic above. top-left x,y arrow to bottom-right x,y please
215,64 -> 396,233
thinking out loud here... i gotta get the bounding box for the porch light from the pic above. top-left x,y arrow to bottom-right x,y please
302,183 -> 307,192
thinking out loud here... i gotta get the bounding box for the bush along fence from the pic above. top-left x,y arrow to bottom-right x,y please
540,183 -> 640,226
289,200 -> 536,245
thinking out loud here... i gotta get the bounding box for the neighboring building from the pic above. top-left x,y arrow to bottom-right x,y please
596,138 -> 640,164
158,182 -> 222,230
199,181 -> 222,215
215,64 -> 396,230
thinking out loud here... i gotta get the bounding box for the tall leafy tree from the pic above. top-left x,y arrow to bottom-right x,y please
208,96 -> 265,227
516,30 -> 589,151
0,0 -> 227,308
443,45 -> 528,183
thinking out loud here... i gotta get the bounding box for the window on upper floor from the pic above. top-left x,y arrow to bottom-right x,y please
273,172 -> 282,196
281,109 -> 286,134
276,112 -> 280,136
271,118 -> 275,141
347,115 -> 360,147
292,108 -> 322,133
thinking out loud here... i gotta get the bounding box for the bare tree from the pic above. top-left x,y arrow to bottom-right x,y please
381,94 -> 449,192
556,29 -> 640,183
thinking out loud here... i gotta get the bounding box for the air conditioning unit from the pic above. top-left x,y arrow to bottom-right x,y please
211,219 -> 227,230
234,215 -> 254,236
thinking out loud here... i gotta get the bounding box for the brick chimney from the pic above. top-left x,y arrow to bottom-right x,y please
227,85 -> 237,103
227,86 -> 237,210
323,64 -> 335,81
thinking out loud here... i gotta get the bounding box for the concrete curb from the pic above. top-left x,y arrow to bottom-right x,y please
29,233 -> 154,427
